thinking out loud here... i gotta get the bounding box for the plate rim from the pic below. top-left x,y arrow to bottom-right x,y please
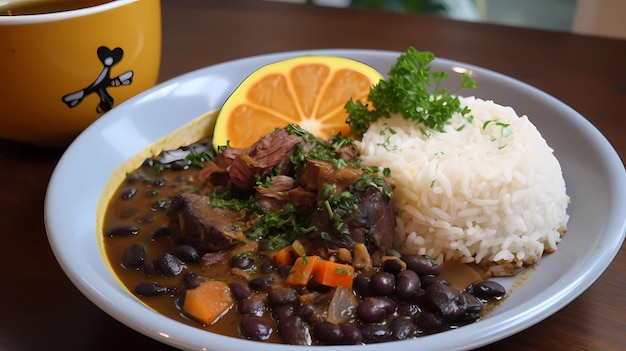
44,48 -> 626,351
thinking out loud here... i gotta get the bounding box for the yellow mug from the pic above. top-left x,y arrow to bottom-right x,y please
0,0 -> 161,147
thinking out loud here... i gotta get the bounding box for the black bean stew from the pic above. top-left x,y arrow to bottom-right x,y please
102,127 -> 506,345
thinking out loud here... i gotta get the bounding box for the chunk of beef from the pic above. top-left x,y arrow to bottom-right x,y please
287,187 -> 317,213
255,187 -> 288,212
300,158 -> 363,193
215,144 -> 243,168
270,175 -> 296,192
337,144 -> 359,164
196,161 -> 230,188
255,176 -> 317,213
307,187 -> 395,263
299,162 -> 396,264
229,128 -> 305,190
254,175 -> 296,212
168,193 -> 246,253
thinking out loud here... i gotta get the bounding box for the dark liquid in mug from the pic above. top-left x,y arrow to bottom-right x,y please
0,0 -> 113,15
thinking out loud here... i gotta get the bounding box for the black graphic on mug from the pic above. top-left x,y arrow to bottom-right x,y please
62,46 -> 134,113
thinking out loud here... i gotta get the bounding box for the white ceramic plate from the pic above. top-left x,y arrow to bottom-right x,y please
45,49 -> 626,351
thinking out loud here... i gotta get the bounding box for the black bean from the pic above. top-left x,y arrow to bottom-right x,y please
413,287 -> 427,305
382,257 -> 404,274
425,282 -> 467,323
307,278 -> 331,293
339,324 -> 363,345
231,254 -> 254,270
249,276 -> 274,291
240,316 -> 273,341
278,316 -> 311,345
144,190 -> 159,197
414,312 -> 448,335
152,178 -> 167,187
313,321 -> 344,345
120,208 -> 138,219
238,295 -> 266,316
171,245 -> 200,263
353,274 -> 371,298
297,303 -> 315,321
156,252 -> 185,277
397,301 -> 420,317
137,214 -> 155,223
466,280 -> 506,301
403,255 -> 441,276
134,282 -> 168,296
456,292 -> 483,322
395,269 -> 420,300
268,287 -> 298,307
169,159 -> 190,171
120,188 -> 137,200
142,256 -> 158,276
149,226 -> 170,241
360,323 -> 391,344
272,305 -> 295,321
256,239 -> 273,252
370,271 -> 395,296
389,317 -> 414,340
183,272 -> 206,289
122,242 -> 146,269
357,297 -> 397,323
420,275 -> 450,289
278,264 -> 293,279
106,226 -> 139,237
229,282 -> 252,301
260,261 -> 274,274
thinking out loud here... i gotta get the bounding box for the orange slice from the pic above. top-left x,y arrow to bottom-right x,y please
212,55 -> 383,150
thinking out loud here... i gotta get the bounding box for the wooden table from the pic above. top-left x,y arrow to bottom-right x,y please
1,0 -> 625,350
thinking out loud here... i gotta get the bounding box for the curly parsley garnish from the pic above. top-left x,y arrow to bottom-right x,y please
345,47 -> 477,137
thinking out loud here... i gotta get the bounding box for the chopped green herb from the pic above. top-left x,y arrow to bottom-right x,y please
321,184 -> 335,198
376,127 -> 400,151
483,119 -> 513,138
185,148 -> 216,169
216,140 -> 231,153
210,184 -> 259,212
286,124 -> 362,170
335,267 -> 352,275
382,167 -> 391,178
345,47 -> 476,137
152,163 -> 170,174
245,203 -> 316,250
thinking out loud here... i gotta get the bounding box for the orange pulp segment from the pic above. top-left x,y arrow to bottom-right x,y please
212,55 -> 384,150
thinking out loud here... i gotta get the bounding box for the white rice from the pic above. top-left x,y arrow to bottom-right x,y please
357,96 -> 569,271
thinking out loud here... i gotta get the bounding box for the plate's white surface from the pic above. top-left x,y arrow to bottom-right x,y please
45,49 -> 626,351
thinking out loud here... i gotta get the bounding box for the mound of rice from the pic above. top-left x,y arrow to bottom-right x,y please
358,96 -> 569,274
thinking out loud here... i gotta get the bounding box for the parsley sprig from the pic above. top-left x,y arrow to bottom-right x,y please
345,47 -> 477,137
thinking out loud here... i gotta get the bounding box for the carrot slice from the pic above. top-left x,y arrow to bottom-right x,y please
273,245 -> 297,268
183,280 -> 234,325
313,259 -> 355,289
285,255 -> 320,286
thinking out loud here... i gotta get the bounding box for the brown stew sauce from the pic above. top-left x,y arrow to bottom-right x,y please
102,138 -> 506,345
